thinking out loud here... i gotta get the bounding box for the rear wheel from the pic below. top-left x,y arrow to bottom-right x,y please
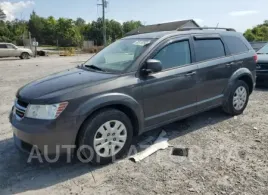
77,109 -> 133,165
223,80 -> 249,115
20,52 -> 30,59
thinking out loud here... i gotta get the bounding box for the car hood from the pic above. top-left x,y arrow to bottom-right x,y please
17,68 -> 117,100
19,48 -> 32,53
257,54 -> 268,63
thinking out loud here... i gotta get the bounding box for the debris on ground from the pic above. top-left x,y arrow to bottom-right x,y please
171,147 -> 189,157
129,131 -> 169,162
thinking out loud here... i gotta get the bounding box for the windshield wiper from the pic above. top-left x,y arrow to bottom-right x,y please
84,65 -> 106,72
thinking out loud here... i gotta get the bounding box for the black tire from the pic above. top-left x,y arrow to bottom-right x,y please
222,80 -> 249,116
20,52 -> 30,59
77,109 -> 133,165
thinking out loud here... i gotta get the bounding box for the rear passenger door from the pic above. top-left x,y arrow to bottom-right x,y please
0,44 -> 8,57
193,34 -> 235,111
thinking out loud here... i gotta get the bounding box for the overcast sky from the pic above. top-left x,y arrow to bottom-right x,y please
1,0 -> 267,32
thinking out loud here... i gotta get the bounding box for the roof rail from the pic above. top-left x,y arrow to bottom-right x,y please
177,27 -> 236,32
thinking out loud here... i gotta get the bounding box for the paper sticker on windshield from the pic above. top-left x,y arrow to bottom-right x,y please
133,40 -> 151,46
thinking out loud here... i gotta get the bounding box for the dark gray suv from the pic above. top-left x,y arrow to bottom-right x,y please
10,28 -> 256,164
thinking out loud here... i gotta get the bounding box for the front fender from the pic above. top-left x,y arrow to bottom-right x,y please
74,93 -> 144,133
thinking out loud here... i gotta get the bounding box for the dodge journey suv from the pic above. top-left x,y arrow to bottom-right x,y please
10,27 -> 256,164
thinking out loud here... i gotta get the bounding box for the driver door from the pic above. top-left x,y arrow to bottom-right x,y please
141,36 -> 198,129
6,44 -> 18,57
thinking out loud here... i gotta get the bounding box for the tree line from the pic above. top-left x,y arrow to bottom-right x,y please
244,20 -> 268,42
1,10 -> 268,46
0,8 -> 5,20
0,11 -> 142,47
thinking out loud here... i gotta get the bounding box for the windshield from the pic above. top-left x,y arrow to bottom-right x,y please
83,38 -> 154,73
257,43 -> 268,54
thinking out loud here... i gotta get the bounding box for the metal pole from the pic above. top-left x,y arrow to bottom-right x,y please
29,32 -> 32,51
102,0 -> 106,46
34,37 -> 37,58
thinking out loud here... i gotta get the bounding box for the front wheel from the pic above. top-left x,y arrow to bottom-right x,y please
20,52 -> 30,59
223,80 -> 249,116
77,109 -> 133,165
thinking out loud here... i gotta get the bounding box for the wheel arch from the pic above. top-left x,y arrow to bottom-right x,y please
74,93 -> 144,146
21,51 -> 29,55
237,74 -> 254,94
227,68 -> 254,92
20,52 -> 30,59
223,68 -> 255,103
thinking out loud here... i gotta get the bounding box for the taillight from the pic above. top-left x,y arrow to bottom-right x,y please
254,54 -> 258,63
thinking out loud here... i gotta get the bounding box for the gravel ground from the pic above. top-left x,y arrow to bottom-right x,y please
0,55 -> 267,195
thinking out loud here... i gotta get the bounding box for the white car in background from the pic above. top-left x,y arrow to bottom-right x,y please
0,43 -> 33,59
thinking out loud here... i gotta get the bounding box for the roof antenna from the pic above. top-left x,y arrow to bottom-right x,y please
215,23 -> 219,30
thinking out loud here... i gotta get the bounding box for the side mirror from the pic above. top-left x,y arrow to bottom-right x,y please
142,59 -> 162,75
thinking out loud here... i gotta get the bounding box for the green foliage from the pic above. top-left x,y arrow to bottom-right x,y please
55,18 -> 82,47
0,19 -> 28,45
43,16 -> 57,45
108,20 -> 123,41
0,11 -> 142,47
122,20 -> 142,34
0,8 -> 6,20
88,18 -> 103,46
244,29 -> 255,42
244,21 -> 268,42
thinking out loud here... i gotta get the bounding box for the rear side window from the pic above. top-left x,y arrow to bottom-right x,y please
194,39 -> 226,62
153,40 -> 191,70
0,44 -> 7,49
222,36 -> 249,55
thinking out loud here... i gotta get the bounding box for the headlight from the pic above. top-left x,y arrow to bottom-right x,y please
25,102 -> 68,120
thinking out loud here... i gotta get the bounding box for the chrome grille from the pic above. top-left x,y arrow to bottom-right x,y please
14,99 -> 28,120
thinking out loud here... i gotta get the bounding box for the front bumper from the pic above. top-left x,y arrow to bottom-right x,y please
10,110 -> 79,155
256,70 -> 268,82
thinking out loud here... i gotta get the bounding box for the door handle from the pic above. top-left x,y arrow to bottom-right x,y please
184,71 -> 196,76
226,62 -> 235,66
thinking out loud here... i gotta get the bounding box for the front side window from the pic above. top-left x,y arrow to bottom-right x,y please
7,44 -> 15,49
83,38 -> 154,73
153,41 -> 191,70
194,39 -> 225,62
